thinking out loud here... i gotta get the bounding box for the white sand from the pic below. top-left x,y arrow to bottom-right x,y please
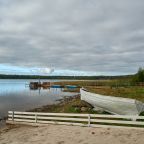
0,124 -> 144,144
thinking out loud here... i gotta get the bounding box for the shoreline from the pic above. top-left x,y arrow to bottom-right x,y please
27,94 -> 95,114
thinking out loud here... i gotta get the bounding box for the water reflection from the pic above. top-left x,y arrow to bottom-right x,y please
0,79 -> 78,118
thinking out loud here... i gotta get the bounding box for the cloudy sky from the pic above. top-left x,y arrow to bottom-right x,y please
0,0 -> 144,76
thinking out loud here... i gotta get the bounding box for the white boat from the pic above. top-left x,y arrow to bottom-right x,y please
80,88 -> 144,115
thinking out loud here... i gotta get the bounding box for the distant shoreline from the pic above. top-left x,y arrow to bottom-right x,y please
0,74 -> 133,80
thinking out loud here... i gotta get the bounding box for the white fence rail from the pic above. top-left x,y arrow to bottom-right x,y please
7,111 -> 144,128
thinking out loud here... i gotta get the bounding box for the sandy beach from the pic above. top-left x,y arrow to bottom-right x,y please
0,124 -> 144,144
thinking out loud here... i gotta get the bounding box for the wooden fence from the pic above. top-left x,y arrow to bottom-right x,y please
7,111 -> 144,128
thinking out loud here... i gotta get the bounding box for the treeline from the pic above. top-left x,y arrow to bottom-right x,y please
0,74 -> 132,80
132,67 -> 144,83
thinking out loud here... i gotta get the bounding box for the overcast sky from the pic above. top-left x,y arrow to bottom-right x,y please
0,0 -> 144,76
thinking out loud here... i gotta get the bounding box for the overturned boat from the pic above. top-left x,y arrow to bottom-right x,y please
80,88 -> 144,115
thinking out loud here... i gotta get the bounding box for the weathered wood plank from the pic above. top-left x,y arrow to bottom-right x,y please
37,116 -> 88,122
8,111 -> 35,115
90,124 -> 144,129
90,114 -> 144,119
90,119 -> 144,125
37,120 -> 87,126
8,111 -> 88,117
11,115 -> 35,119
9,118 -> 35,123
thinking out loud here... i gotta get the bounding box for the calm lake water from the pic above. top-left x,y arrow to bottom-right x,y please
0,79 -> 78,118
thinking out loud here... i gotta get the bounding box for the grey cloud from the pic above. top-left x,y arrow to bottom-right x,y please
0,0 -> 144,75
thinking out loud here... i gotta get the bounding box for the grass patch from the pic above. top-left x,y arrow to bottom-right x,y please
28,95 -> 98,114
85,86 -> 144,102
54,80 -> 144,102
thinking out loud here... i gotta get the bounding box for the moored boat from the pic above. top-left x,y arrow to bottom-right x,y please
80,88 -> 144,115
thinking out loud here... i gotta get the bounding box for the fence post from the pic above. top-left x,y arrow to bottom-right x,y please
35,113 -> 37,123
12,111 -> 14,123
132,117 -> 137,121
88,114 -> 91,127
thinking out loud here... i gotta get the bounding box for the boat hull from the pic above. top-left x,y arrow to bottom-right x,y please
80,88 -> 144,115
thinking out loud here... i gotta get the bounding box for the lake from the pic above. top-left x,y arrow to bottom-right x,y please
0,79 -> 78,118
